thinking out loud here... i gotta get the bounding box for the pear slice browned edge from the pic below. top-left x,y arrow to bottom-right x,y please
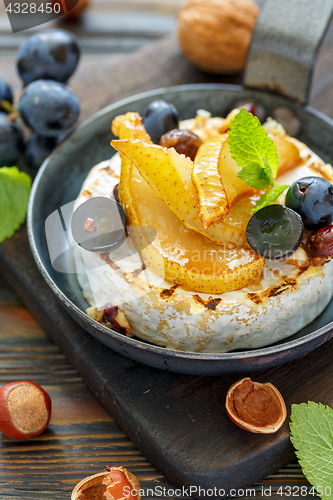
112,113 -> 164,275
112,112 -> 152,218
192,134 -> 229,230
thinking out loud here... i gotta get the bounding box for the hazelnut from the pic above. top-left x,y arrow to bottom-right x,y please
178,0 -> 260,74
225,378 -> 287,434
0,381 -> 52,440
71,466 -> 140,500
160,129 -> 202,160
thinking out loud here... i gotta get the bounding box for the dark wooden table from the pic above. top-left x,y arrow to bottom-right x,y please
1,1 -> 333,497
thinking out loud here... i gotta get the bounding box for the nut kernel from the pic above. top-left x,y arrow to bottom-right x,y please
225,377 -> 287,433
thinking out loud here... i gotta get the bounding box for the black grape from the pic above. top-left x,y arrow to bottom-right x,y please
18,80 -> 80,137
24,135 -> 58,170
285,177 -> 333,229
142,100 -> 179,143
0,113 -> 25,167
17,29 -> 80,86
246,205 -> 303,260
0,78 -> 13,114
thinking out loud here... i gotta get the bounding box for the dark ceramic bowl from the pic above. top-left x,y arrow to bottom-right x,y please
27,84 -> 333,375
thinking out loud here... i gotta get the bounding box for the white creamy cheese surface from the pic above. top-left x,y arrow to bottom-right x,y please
73,139 -> 333,353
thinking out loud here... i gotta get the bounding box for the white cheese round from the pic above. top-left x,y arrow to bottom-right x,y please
73,141 -> 333,353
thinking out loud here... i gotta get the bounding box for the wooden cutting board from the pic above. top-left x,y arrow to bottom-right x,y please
1,33 -> 333,494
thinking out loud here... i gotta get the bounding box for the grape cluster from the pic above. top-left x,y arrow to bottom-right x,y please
0,29 -> 81,169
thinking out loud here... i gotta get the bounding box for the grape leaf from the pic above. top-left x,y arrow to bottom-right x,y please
0,166 -> 32,243
290,402 -> 333,500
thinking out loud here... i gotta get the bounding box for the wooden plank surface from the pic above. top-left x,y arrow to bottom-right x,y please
0,239 -> 317,499
0,0 -> 183,55
1,0 -> 333,496
0,275 -> 164,500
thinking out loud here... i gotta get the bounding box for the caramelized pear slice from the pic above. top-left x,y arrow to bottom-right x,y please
112,116 -> 263,293
219,140 -> 255,206
112,112 -> 152,219
111,112 -> 152,143
218,135 -> 302,205
272,134 -> 302,176
192,135 -> 229,230
122,154 -> 263,293
112,138 -> 248,246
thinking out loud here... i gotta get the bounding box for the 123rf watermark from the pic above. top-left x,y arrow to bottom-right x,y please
123,485 -> 330,498
3,0 -> 82,32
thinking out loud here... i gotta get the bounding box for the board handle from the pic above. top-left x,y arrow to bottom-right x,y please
243,0 -> 333,104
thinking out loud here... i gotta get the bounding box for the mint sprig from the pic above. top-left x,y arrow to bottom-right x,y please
290,402 -> 333,499
257,184 -> 290,211
229,108 -> 289,213
0,166 -> 32,243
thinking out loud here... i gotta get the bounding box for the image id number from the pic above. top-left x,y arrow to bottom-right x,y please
6,3 -> 61,14
277,486 -> 332,496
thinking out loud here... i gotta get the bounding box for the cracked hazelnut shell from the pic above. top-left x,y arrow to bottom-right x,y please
225,378 -> 287,434
71,466 -> 141,500
178,0 -> 260,74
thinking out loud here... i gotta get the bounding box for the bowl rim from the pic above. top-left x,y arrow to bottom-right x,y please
27,82 -> 333,362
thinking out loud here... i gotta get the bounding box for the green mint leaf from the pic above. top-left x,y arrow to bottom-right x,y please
229,107 -> 279,189
237,160 -> 272,189
262,157 -> 275,184
290,402 -> 333,500
0,167 -> 32,243
252,184 -> 289,214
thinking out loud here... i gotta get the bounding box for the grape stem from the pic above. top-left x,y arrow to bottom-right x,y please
1,100 -> 19,119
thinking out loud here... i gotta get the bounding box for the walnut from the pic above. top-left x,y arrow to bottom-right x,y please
178,0 -> 260,74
